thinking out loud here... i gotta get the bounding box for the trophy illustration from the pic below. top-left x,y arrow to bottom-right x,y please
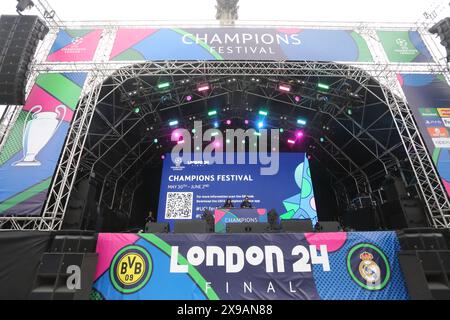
13,105 -> 67,167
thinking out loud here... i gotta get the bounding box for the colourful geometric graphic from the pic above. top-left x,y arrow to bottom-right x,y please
110,27 -> 373,62
0,73 -> 87,216
93,232 -> 409,300
214,208 -> 268,233
47,29 -> 103,62
280,157 -> 318,225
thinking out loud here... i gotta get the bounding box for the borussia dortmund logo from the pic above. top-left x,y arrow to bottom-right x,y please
110,245 -> 152,294
347,244 -> 391,291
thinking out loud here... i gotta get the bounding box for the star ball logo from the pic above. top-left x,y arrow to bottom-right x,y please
110,245 -> 153,294
346,243 -> 391,291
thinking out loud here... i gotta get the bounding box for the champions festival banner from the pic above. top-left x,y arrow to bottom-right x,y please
377,31 -> 433,63
91,231 -> 409,300
399,74 -> 450,198
109,28 -> 373,62
157,153 -> 317,228
0,73 -> 87,216
0,29 -> 102,216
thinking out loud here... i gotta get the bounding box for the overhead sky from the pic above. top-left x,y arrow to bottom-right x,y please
0,0 -> 448,23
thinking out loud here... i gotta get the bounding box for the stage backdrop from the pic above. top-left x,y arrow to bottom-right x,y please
157,153 -> 317,228
399,74 -> 450,198
0,73 -> 87,216
91,231 -> 409,300
110,27 -> 373,62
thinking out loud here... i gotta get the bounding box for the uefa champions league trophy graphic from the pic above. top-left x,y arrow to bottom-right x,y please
12,105 -> 67,167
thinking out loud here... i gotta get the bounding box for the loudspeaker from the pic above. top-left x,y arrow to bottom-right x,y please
145,222 -> 169,233
343,207 -> 379,231
0,15 -> 48,105
29,252 -> 98,300
382,176 -> 407,202
281,219 -> 313,233
226,223 -> 271,233
381,199 -> 427,229
174,220 -> 209,234
398,252 -> 433,300
315,221 -> 342,232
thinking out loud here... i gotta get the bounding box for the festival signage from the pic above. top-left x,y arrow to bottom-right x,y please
157,153 -> 317,229
377,31 -> 433,63
0,73 -> 87,216
110,28 -> 373,62
91,231 -> 409,300
214,208 -> 268,233
47,29 -> 103,62
399,73 -> 450,198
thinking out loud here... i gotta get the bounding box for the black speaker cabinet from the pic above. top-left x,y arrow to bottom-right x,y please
381,199 -> 427,229
281,219 -> 313,233
145,222 -> 170,233
315,221 -> 342,232
173,220 -> 209,234
29,252 -> 98,300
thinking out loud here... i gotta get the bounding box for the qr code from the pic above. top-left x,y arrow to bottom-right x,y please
165,192 -> 193,220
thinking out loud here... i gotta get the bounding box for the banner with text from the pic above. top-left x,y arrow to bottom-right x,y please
157,153 -> 317,228
110,28 -> 373,62
47,29 -> 103,62
0,73 -> 87,216
377,31 -> 433,63
399,73 -> 450,198
91,232 -> 409,300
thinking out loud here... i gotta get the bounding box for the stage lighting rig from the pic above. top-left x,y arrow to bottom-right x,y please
16,0 -> 34,13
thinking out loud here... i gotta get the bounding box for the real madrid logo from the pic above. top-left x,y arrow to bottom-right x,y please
347,244 -> 391,291
110,245 -> 152,294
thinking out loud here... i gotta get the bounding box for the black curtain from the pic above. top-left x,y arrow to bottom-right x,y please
0,231 -> 51,300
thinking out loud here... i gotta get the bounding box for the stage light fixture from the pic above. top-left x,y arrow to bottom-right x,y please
169,120 -> 179,127
192,128 -> 196,134
208,110 -> 218,117
320,137 -> 326,143
186,95 -> 193,102
259,110 -> 268,117
197,83 -> 211,92
278,83 -> 292,92
258,121 -> 264,129
297,118 -> 307,126
214,121 -> 219,128
158,82 -> 171,90
318,83 -> 330,90
244,120 -> 249,125
214,142 -> 221,148
287,139 -> 296,145
226,120 -> 232,125
294,96 -> 301,103
226,139 -> 231,144
296,131 -> 304,138
347,108 -> 353,115
161,155 -> 166,160
133,107 -> 141,114
16,0 -> 34,12
280,128 -> 284,133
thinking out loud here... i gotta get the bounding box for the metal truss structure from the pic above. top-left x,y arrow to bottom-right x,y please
1,13 -> 450,230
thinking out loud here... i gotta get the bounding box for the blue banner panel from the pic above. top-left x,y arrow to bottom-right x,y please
110,28 -> 373,62
399,74 -> 450,198
92,232 -> 409,300
157,153 -> 317,229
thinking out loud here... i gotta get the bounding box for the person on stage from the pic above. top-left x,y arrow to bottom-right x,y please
223,198 -> 234,208
240,196 -> 253,209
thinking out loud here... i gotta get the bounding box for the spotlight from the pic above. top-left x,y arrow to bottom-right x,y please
287,139 -> 296,145
197,83 -> 210,92
296,131 -> 304,138
133,107 -> 141,114
157,82 -> 171,90
161,155 -> 166,160
259,110 -> 268,117
153,138 -> 158,143
294,96 -> 301,103
320,137 -> 326,143
186,95 -> 193,102
208,110 -> 218,117
297,118 -> 307,126
169,120 -> 179,127
173,131 -> 181,139
258,121 -> 264,129
278,83 -> 292,93
244,120 -> 249,125
347,108 -> 353,115
226,120 -> 232,125
280,128 -> 284,133
214,141 -> 221,148
318,83 -> 330,90
214,121 -> 219,128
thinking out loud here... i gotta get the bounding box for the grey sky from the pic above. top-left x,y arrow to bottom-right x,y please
0,0 -> 447,23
